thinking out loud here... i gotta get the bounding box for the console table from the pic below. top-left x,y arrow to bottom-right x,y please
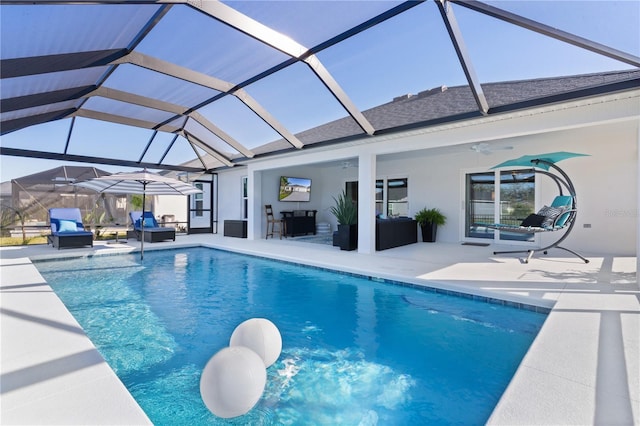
281,210 -> 317,237
376,218 -> 417,250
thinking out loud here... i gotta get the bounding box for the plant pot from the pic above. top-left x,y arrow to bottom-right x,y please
420,222 -> 438,242
337,224 -> 357,251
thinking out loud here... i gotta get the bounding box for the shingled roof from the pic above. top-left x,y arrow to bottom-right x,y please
251,69 -> 640,157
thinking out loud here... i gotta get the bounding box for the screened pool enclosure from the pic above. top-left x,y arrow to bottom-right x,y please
1,166 -> 150,235
1,1 -> 638,176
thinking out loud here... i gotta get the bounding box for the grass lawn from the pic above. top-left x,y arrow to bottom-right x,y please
0,231 -> 127,247
0,236 -> 49,246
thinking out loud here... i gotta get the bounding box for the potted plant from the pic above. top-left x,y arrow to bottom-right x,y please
330,190 -> 357,251
415,207 -> 446,243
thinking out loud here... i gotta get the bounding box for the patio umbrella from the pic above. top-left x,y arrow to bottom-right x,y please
75,169 -> 202,259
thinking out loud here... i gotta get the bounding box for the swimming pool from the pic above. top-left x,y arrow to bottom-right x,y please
37,247 -> 546,425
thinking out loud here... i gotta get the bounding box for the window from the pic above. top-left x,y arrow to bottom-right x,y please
375,180 -> 383,216
375,177 -> 408,217
241,176 -> 248,220
193,182 -> 204,217
345,177 -> 409,218
386,178 -> 408,217
345,181 -> 358,205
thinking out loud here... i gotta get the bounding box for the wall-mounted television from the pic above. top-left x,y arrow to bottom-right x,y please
278,176 -> 311,202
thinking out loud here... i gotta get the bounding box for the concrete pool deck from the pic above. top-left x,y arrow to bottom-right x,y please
1,234 -> 638,424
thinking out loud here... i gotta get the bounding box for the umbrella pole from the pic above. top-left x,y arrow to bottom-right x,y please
141,190 -> 145,260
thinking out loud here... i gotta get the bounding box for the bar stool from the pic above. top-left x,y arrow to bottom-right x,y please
265,204 -> 285,239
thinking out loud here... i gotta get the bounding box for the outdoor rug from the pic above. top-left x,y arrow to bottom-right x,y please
291,233 -> 333,245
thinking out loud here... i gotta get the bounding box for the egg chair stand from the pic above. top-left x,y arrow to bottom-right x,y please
491,158 -> 589,264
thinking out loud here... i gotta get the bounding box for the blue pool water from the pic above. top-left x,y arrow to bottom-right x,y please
37,247 -> 546,425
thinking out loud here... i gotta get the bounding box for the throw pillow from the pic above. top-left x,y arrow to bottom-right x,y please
537,205 -> 566,228
520,213 -> 545,227
57,219 -> 78,232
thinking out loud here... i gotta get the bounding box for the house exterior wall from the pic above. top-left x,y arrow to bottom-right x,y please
154,195 -> 187,226
372,121 -> 637,256
214,93 -> 639,256
218,168 -> 246,224
261,168 -> 325,235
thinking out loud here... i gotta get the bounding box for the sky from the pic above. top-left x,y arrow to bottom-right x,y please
1,0 -> 638,183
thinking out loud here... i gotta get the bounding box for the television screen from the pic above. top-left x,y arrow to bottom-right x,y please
278,176 -> 311,202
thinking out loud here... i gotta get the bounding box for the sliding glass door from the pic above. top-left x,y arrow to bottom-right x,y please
498,170 -> 535,241
466,172 -> 495,240
465,170 -> 535,242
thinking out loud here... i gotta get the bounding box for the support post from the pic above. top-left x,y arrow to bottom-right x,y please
357,152 -> 376,254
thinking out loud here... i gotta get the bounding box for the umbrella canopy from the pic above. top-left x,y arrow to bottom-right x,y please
491,152 -> 589,170
75,169 -> 203,196
75,169 -> 202,259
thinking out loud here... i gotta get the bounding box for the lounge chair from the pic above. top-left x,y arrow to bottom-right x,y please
129,211 -> 176,243
48,208 -> 94,249
485,195 -> 588,263
487,195 -> 574,233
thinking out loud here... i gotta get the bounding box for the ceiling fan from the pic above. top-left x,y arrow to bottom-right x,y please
341,160 -> 358,169
470,143 -> 513,155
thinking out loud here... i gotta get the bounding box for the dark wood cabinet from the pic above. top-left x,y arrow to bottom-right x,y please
281,210 -> 317,237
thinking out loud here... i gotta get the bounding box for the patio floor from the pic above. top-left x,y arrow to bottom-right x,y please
1,233 -> 638,424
